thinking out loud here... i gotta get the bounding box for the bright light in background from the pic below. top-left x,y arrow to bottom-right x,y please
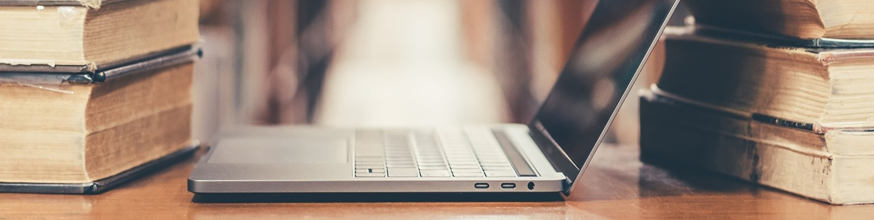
315,0 -> 508,127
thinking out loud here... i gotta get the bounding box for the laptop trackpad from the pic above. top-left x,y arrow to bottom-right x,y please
208,137 -> 349,164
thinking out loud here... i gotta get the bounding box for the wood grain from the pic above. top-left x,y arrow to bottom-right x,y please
1,144 -> 873,219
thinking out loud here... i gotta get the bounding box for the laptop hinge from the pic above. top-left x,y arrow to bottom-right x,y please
527,122 -> 580,193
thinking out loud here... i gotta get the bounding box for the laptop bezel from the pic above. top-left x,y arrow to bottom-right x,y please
526,0 -> 680,195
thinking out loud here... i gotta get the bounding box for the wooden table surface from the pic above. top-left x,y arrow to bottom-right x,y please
2,144 -> 873,220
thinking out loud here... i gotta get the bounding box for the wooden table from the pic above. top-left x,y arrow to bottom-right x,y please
2,144 -> 872,219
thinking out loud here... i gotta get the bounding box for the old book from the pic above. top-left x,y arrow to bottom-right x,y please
656,29 -> 874,131
683,0 -> 874,39
0,60 -> 194,186
0,0 -> 199,73
639,90 -> 874,205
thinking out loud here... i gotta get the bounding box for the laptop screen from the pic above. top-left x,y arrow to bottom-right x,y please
529,0 -> 677,183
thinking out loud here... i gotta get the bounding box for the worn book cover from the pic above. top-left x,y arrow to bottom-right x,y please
683,0 -> 874,40
640,89 -> 874,205
0,48 -> 200,194
658,27 -> 874,131
0,0 -> 199,73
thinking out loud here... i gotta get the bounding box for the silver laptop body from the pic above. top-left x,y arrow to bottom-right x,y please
189,0 -> 679,196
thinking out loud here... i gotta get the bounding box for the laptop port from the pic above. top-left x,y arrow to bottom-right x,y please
474,183 -> 489,189
501,183 -> 516,189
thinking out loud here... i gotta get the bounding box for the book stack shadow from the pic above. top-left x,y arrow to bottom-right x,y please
640,0 -> 874,205
0,0 -> 200,194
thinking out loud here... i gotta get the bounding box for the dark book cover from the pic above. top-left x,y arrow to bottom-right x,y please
694,25 -> 874,49
0,47 -> 200,92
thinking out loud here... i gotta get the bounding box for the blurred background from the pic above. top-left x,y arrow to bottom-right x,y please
193,0 -> 688,145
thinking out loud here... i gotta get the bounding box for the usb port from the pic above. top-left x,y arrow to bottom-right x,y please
501,183 -> 516,189
474,183 -> 489,189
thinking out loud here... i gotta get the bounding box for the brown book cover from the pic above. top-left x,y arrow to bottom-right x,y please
640,88 -> 874,204
683,0 -> 874,40
0,144 -> 197,194
657,27 -> 874,131
0,46 -> 199,193
0,0 -> 200,73
0,47 -> 199,91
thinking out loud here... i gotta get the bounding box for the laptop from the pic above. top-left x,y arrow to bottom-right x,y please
189,0 -> 679,196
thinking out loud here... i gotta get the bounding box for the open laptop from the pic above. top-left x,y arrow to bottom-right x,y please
189,0 -> 678,196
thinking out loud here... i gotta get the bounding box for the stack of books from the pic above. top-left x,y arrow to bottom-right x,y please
640,0 -> 874,204
0,0 -> 200,194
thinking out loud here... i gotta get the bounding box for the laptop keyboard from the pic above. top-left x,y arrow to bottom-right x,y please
354,128 -> 535,178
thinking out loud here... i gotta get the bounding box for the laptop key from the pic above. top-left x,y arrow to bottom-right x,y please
451,167 -> 482,170
386,162 -> 415,166
355,168 -> 373,173
450,168 -> 483,172
481,163 -> 512,167
420,170 -> 451,177
482,166 -> 514,171
388,168 -> 419,177
367,168 -> 385,173
355,172 -> 386,177
452,172 -> 484,175
484,171 -> 517,177
418,162 -> 448,166
386,164 -> 416,168
418,166 -> 449,170
452,172 -> 484,177
478,159 -> 510,163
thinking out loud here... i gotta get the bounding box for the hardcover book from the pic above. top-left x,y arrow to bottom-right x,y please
0,48 -> 199,194
640,89 -> 874,205
0,0 -> 199,73
657,28 -> 874,131
683,0 -> 874,39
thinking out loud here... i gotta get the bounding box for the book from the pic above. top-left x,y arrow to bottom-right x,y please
0,144 -> 197,194
0,51 -> 196,186
640,89 -> 874,205
656,28 -> 874,131
0,0 -> 199,73
683,0 -> 874,39
692,25 -> 874,48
